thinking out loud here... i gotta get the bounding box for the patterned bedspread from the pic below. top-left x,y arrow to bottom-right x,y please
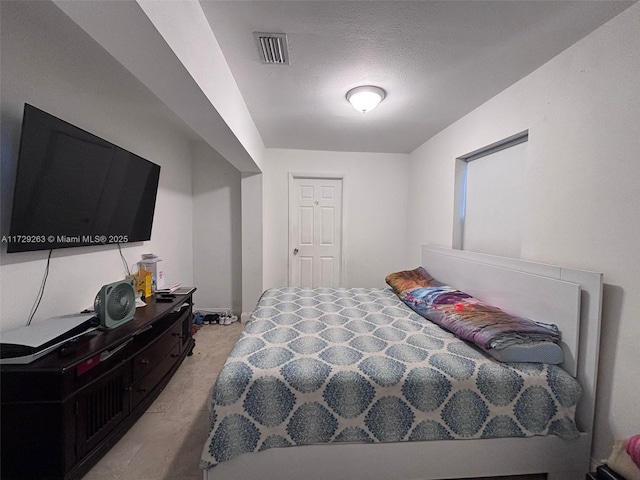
200,287 -> 581,470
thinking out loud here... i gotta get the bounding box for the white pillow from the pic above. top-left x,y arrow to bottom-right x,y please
485,341 -> 564,364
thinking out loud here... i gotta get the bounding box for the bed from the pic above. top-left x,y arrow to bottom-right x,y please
201,246 -> 603,480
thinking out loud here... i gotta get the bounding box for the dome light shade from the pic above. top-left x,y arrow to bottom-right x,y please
346,85 -> 386,113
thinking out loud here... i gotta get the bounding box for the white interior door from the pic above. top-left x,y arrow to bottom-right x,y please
289,177 -> 343,287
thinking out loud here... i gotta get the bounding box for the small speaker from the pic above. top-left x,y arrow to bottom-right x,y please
94,279 -> 136,329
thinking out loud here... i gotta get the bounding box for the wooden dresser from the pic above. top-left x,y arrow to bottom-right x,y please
0,288 -> 195,480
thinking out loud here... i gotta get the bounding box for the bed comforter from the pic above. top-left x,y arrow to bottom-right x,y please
200,287 -> 581,470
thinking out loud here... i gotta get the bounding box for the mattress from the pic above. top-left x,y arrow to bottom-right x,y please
200,287 -> 581,470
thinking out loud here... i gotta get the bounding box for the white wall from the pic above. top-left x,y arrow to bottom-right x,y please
263,148 -> 411,290
407,3 -> 640,463
192,142 -> 242,314
135,0 -> 265,173
0,1 -> 194,331
241,172 -> 264,320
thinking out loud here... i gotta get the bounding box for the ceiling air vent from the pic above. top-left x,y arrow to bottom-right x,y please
254,32 -> 289,65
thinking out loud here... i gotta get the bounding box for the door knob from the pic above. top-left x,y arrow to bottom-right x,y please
293,248 -> 299,255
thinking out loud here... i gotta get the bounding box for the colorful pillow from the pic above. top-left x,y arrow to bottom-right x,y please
386,267 -> 562,359
385,266 -> 439,295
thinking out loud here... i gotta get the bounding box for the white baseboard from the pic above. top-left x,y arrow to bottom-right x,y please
241,312 -> 251,323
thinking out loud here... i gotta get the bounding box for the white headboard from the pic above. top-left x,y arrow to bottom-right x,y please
421,246 -> 602,435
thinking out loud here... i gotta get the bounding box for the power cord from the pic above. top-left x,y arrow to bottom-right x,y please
117,242 -> 131,276
25,244 -> 130,326
27,249 -> 53,326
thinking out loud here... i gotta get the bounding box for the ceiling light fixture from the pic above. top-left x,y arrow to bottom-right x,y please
346,85 -> 386,113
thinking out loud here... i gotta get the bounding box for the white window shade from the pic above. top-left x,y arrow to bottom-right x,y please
455,133 -> 528,258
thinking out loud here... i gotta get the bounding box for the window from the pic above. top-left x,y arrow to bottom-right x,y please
453,131 -> 528,258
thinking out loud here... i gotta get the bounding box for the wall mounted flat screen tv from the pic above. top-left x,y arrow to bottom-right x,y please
7,104 -> 161,253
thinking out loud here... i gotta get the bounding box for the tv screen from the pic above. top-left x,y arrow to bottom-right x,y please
7,104 -> 161,253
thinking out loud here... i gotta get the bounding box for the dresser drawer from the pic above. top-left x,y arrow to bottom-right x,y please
131,342 -> 180,409
132,323 -> 181,382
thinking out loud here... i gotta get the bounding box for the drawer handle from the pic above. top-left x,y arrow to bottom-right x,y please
137,387 -> 147,393
140,359 -> 150,365
170,353 -> 179,358
100,338 -> 134,361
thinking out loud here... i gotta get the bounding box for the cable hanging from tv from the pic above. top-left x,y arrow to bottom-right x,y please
26,249 -> 53,326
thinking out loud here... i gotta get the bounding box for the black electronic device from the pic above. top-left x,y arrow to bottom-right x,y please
595,465 -> 626,480
7,104 -> 161,253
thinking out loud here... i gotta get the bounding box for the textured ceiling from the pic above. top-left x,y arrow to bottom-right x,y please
200,0 -> 634,154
